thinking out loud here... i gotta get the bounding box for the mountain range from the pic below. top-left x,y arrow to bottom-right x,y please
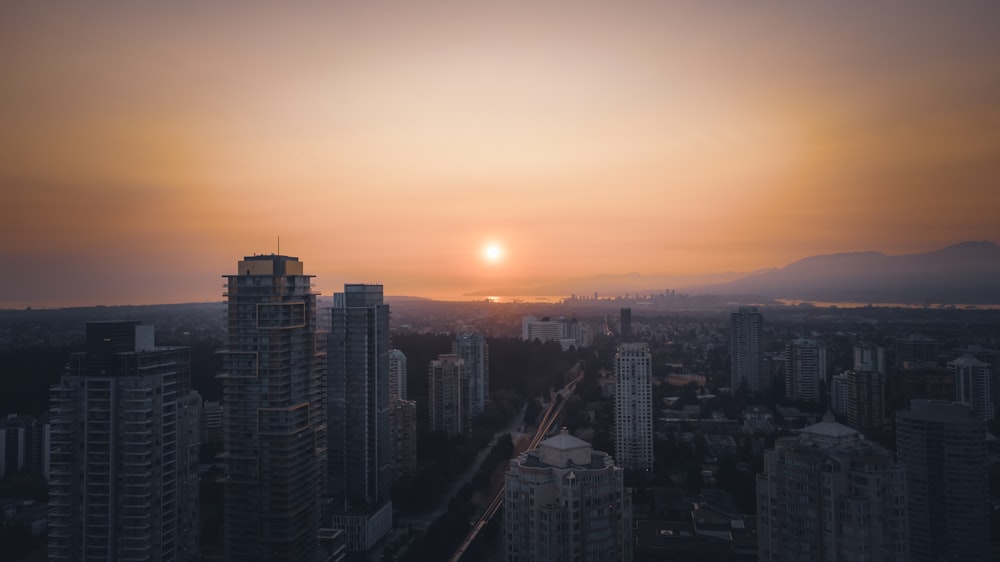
467,241 -> 1000,304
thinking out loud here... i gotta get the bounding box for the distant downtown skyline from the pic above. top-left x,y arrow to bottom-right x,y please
2,2 -> 999,308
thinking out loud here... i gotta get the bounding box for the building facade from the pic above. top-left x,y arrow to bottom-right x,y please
730,307 -> 765,394
505,430 -> 631,562
784,338 -> 826,404
896,400 -> 989,561
830,373 -> 848,416
389,399 -> 417,482
846,369 -> 886,432
325,284 -> 393,552
0,413 -> 49,481
219,255 -> 325,562
388,348 -> 407,401
948,354 -> 994,420
453,333 -> 489,417
614,343 -> 653,471
757,415 -> 907,562
521,316 -> 591,350
853,343 -> 886,374
48,321 -> 201,561
428,354 -> 469,436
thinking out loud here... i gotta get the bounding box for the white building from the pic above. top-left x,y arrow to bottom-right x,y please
757,415 -> 908,562
614,343 -> 653,471
522,316 -> 590,350
504,430 -> 631,562
388,348 -> 407,401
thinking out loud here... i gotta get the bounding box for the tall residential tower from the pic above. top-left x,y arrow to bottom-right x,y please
219,255 -> 325,562
325,284 -> 393,552
614,342 -> 653,471
453,333 -> 489,417
731,307 -> 765,393
896,400 -> 989,561
49,321 -> 201,561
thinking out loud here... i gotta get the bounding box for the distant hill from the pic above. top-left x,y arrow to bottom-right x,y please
684,241 -> 1000,304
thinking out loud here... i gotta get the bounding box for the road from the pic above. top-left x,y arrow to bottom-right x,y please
396,405 -> 527,531
449,371 -> 584,562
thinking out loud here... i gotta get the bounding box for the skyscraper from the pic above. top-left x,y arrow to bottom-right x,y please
853,342 -> 886,374
948,354 -> 994,420
784,338 -> 826,404
389,398 -> 417,482
614,342 -> 653,471
325,284 -> 393,552
620,306 -> 632,338
428,354 -> 469,436
453,333 -> 489,417
219,254 -> 325,562
731,307 -> 765,393
757,415 -> 908,562
49,321 -> 201,561
846,369 -> 886,432
388,348 -> 407,401
896,400 -> 989,561
505,430 -> 632,562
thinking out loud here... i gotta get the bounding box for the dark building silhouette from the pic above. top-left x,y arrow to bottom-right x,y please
896,400 -> 989,561
220,255 -> 325,562
49,321 -> 201,561
324,284 -> 393,552
846,369 -> 886,432
429,353 -> 469,437
731,307 -> 765,393
620,306 -> 632,338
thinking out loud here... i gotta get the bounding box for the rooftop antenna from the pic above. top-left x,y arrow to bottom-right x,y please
277,235 -> 280,255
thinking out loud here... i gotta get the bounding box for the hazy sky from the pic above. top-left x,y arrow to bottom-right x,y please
2,1 -> 999,307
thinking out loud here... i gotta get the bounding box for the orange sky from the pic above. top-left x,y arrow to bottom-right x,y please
2,1 -> 999,307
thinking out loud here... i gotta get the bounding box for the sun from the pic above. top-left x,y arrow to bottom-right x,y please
482,243 -> 503,263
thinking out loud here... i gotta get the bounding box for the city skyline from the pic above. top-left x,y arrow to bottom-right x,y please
3,1 -> 1000,308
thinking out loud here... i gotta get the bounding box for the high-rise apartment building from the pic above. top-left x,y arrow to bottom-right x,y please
389,398 -> 417,482
453,333 -> 489,417
830,373 -> 848,416
325,284 -> 393,552
620,307 -> 632,338
784,338 -> 826,404
853,342 -> 886,374
846,369 -> 886,432
757,415 -> 908,562
948,354 -> 994,420
505,430 -> 631,562
428,354 -> 469,436
614,342 -> 653,471
49,321 -> 201,561
731,307 -> 765,393
388,348 -> 407,401
219,254 -> 325,562
0,413 -> 49,481
896,400 -> 989,561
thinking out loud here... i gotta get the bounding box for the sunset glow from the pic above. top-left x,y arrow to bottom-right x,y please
483,244 -> 503,264
1,1 -> 999,307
